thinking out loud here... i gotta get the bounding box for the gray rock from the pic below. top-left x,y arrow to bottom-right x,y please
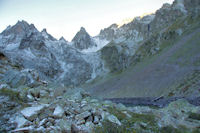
76,119 -> 85,125
71,124 -> 90,133
12,126 -> 35,132
56,118 -> 71,133
0,84 -> 10,90
39,118 -> 48,127
35,126 -> 45,132
53,105 -> 64,118
101,112 -> 122,126
75,111 -> 91,120
86,116 -> 93,122
85,121 -> 94,131
93,116 -> 99,124
116,103 -> 127,111
15,116 -> 30,128
21,104 -> 46,121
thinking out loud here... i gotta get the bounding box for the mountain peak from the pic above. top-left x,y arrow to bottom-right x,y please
78,27 -> 88,35
41,28 -> 47,33
16,20 -> 29,26
72,27 -> 96,50
73,27 -> 90,40
41,28 -> 57,41
59,36 -> 67,42
1,20 -> 38,37
80,27 -> 86,32
162,3 -> 171,9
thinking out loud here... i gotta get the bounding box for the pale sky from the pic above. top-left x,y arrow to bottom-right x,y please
0,0 -> 174,41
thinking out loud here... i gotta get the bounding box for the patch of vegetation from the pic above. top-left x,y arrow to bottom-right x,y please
95,106 -> 159,133
188,112 -> 200,120
94,106 -> 200,133
0,88 -> 19,101
94,120 -> 136,133
0,87 -> 28,104
160,125 -> 200,133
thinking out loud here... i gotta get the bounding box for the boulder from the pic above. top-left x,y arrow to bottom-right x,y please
39,118 -> 48,127
75,111 -> 91,120
101,112 -> 121,126
15,116 -> 30,128
21,104 -> 46,121
71,124 -> 90,133
107,114 -> 122,126
56,118 -> 72,133
93,116 -> 99,124
53,105 -> 64,118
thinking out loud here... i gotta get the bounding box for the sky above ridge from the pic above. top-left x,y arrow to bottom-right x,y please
0,0 -> 173,41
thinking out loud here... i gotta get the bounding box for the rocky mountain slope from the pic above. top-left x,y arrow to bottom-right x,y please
0,21 -> 108,87
0,0 -> 200,132
85,0 -> 200,98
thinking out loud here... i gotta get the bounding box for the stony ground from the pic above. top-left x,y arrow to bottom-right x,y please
1,83 -> 200,133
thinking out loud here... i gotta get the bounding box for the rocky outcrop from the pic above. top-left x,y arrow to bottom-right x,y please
41,28 -> 57,41
72,27 -> 97,50
59,36 -> 67,43
101,41 -> 133,72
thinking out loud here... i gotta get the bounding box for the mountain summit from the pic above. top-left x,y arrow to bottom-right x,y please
72,27 -> 96,50
41,28 -> 56,41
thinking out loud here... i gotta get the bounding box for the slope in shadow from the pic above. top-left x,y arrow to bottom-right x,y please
86,28 -> 200,98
